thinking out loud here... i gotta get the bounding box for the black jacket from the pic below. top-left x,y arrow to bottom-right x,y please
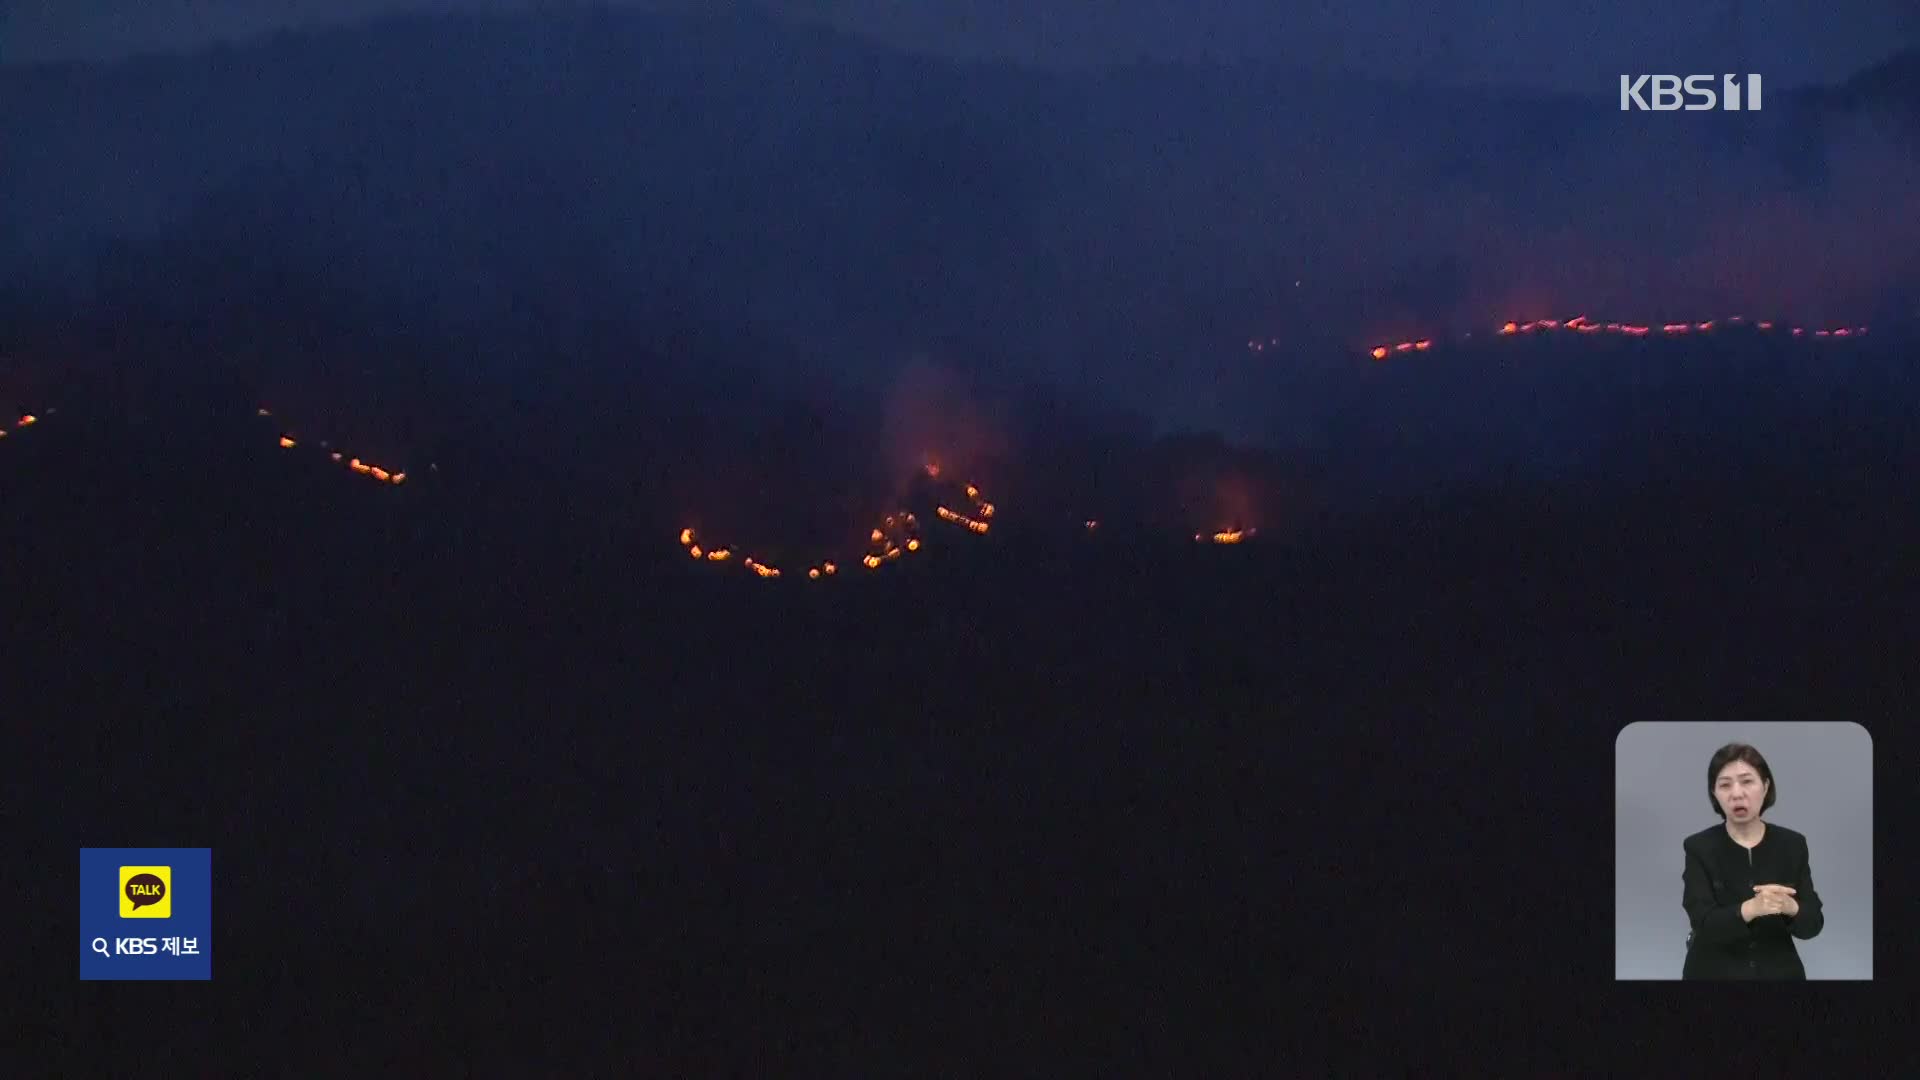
1681,821 -> 1824,979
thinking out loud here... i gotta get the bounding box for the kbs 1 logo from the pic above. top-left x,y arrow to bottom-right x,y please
1620,74 -> 1762,111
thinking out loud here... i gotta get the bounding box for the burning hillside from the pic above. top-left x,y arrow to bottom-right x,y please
1323,310 -> 1873,362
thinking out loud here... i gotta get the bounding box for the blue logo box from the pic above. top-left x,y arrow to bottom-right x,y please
80,848 -> 213,981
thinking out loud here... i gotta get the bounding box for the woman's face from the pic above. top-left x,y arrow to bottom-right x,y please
1715,760 -> 1769,822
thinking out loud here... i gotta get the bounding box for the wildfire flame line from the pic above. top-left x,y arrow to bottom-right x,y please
936,505 -> 990,534
679,509 -> 922,582
263,409 -> 408,486
1347,313 -> 1869,361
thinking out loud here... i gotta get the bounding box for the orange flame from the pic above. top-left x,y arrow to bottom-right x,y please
936,506 -> 990,534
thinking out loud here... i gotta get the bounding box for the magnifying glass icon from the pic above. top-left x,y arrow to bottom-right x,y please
91,937 -> 111,958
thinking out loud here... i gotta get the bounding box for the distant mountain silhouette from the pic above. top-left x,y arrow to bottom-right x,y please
3,8 -> 1913,416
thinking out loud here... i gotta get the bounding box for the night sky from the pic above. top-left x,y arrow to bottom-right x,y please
7,0 -> 1919,92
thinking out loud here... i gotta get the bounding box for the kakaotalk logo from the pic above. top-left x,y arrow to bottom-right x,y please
1620,74 -> 1762,111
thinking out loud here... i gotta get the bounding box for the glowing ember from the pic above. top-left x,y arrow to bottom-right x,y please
279,436 -> 296,449
906,539 -> 920,552
18,415 -> 37,427
937,506 -> 990,534
1371,346 -> 1389,360
680,528 -> 694,546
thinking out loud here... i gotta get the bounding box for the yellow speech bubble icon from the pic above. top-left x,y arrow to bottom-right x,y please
120,866 -> 172,918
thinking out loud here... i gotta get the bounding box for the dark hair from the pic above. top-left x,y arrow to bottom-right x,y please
1707,743 -> 1776,817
